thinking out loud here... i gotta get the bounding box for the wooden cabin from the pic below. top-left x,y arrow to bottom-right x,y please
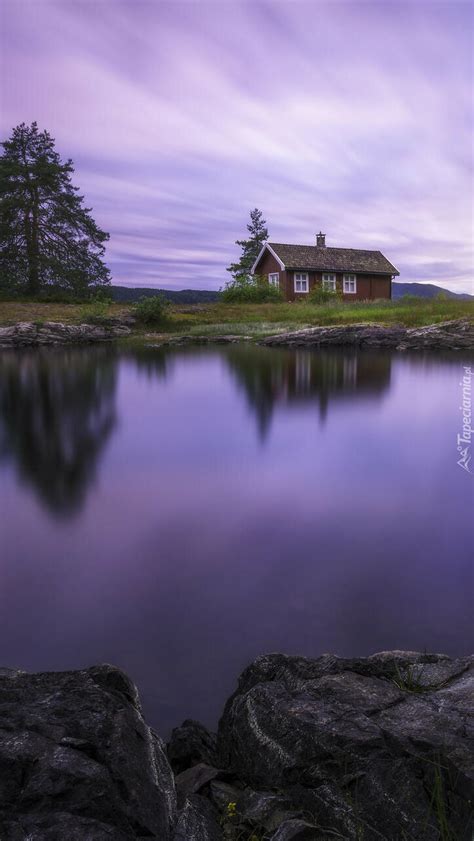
251,233 -> 399,301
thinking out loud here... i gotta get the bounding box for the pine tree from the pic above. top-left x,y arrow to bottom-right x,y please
0,123 -> 110,296
227,208 -> 269,281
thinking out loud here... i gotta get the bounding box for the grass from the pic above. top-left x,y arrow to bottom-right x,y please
421,754 -> 463,841
392,664 -> 429,694
430,763 -> 456,841
0,296 -> 473,341
391,662 -> 452,695
153,297 -> 474,335
0,300 -> 130,325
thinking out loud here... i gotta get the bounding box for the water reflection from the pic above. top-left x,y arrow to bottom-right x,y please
126,346 -> 170,380
0,343 -> 472,734
225,346 -> 392,437
0,347 -> 117,517
0,345 -> 395,514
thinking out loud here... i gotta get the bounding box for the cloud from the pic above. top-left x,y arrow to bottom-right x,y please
1,0 -> 472,291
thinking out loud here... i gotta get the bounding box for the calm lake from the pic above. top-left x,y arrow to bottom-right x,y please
0,343 -> 472,734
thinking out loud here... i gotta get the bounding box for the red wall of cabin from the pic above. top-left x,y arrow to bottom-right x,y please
254,252 -> 392,302
254,251 -> 291,299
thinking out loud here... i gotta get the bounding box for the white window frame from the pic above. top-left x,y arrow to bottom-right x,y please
294,272 -> 309,293
268,272 -> 280,287
343,274 -> 357,294
322,273 -> 336,291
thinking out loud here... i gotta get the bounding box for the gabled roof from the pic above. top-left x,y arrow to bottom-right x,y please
252,242 -> 399,275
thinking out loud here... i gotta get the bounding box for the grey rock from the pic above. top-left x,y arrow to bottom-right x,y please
0,321 -> 130,347
87,314 -> 137,328
218,651 -> 474,840
208,779 -> 244,812
262,323 -> 406,348
173,794 -> 223,841
238,790 -> 299,833
2,654 -> 473,839
398,318 -> 474,349
269,819 -> 322,840
0,664 -> 176,840
151,335 -> 253,348
175,762 -> 222,805
261,319 -> 474,351
168,718 -> 218,774
4,812 -> 135,839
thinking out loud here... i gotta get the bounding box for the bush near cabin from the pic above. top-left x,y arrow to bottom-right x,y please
308,285 -> 343,305
221,274 -> 283,303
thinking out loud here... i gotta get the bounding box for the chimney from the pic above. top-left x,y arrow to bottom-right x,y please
316,231 -> 326,247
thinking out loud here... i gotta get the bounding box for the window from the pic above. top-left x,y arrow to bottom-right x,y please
322,273 -> 336,291
294,272 -> 309,293
268,272 -> 280,287
343,274 -> 357,293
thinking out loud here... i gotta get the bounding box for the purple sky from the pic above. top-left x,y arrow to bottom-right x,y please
1,1 -> 473,292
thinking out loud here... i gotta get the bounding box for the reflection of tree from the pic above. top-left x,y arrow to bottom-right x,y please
0,347 -> 118,517
125,346 -> 170,380
225,345 -> 392,439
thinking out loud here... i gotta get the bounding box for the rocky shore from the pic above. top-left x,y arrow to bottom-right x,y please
0,321 -> 131,347
261,318 -> 474,351
0,318 -> 473,351
0,651 -> 472,840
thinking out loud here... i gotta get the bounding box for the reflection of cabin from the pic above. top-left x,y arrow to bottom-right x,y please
252,233 -> 399,302
226,346 -> 392,437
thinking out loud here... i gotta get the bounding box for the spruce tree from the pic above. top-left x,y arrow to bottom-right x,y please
0,123 -> 110,296
227,208 -> 269,281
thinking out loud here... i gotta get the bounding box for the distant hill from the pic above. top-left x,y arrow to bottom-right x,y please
110,285 -> 221,304
110,282 -> 472,304
392,282 -> 472,300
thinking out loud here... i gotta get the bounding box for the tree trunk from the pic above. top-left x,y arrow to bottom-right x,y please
20,138 -> 40,296
27,191 -> 40,295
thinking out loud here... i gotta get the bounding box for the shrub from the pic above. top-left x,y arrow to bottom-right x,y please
221,274 -> 283,303
133,294 -> 170,324
78,289 -> 115,322
89,288 -> 113,304
308,285 -> 342,305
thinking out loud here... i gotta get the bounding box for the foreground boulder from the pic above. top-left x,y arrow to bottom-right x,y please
0,653 -> 472,839
217,651 -> 474,840
262,319 -> 474,350
0,321 -> 130,347
168,719 -> 218,775
0,665 -> 175,839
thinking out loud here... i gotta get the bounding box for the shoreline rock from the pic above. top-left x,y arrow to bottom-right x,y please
0,319 -> 473,351
0,651 -> 472,839
137,319 -> 474,352
261,318 -> 474,351
0,321 -> 131,347
146,334 -> 254,348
